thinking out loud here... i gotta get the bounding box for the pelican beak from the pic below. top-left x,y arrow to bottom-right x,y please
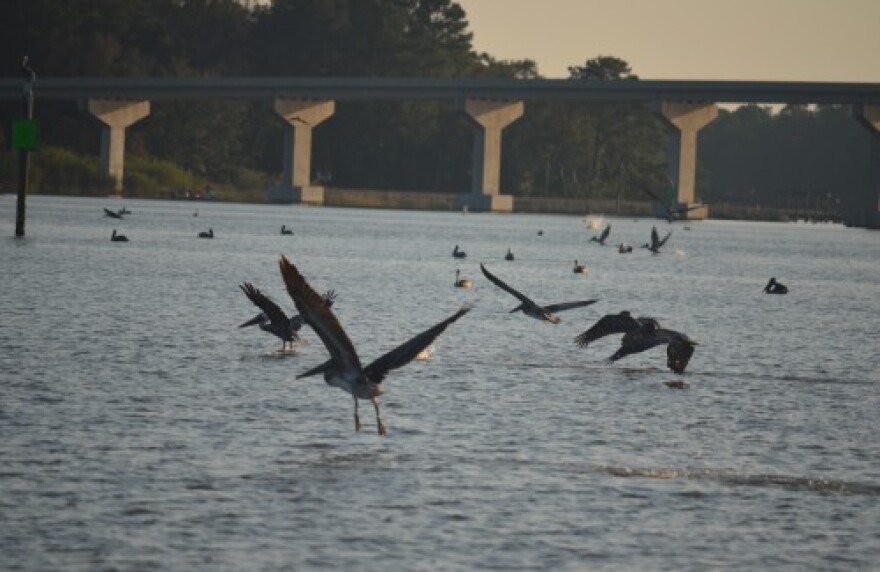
239,314 -> 263,328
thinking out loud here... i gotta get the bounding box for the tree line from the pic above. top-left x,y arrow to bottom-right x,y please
0,0 -> 871,214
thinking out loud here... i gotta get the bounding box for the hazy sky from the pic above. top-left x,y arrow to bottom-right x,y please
457,0 -> 880,82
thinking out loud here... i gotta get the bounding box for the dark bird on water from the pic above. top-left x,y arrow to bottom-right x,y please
763,277 -> 788,294
110,229 -> 128,242
281,225 -> 294,235
104,207 -> 123,219
641,181 -> 705,223
480,263 -> 597,324
618,243 -> 633,254
574,311 -> 697,374
454,269 -> 473,289
239,283 -> 336,351
642,226 -> 672,254
505,248 -> 514,261
198,228 -> 214,239
573,259 -> 589,274
590,224 -> 611,245
279,255 -> 470,435
453,245 -> 467,258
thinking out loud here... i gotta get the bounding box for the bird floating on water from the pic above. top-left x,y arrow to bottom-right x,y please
281,225 -> 294,235
574,311 -> 697,374
590,224 -> 611,246
198,228 -> 214,239
279,255 -> 470,435
505,248 -> 514,261
763,277 -> 788,294
454,269 -> 473,289
110,229 -> 128,242
642,226 -> 672,254
480,263 -> 596,324
618,243 -> 633,254
537,229 -> 544,236
239,283 -> 336,351
573,260 -> 590,274
453,245 -> 467,258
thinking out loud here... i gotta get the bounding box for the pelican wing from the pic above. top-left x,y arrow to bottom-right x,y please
543,300 -> 598,313
667,335 -> 696,374
480,264 -> 535,306
657,230 -> 673,248
650,226 -> 660,248
279,256 -> 362,372
574,312 -> 642,348
239,283 -> 288,328
605,331 -> 669,363
364,305 -> 471,384
599,225 -> 611,243
288,290 -> 336,333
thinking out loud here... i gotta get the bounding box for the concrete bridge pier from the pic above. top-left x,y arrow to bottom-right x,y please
85,99 -> 150,195
853,103 -> 880,229
269,98 -> 335,205
656,101 -> 717,220
460,99 -> 523,212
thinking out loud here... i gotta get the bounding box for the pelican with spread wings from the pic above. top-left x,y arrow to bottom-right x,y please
480,263 -> 597,324
279,255 -> 470,435
574,311 -> 697,374
642,226 -> 672,254
590,224 -> 611,245
642,181 -> 705,223
239,283 -> 336,351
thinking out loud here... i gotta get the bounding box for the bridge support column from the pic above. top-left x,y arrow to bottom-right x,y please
460,99 -> 523,212
656,101 -> 717,220
853,104 -> 880,228
269,99 -> 335,205
85,99 -> 150,196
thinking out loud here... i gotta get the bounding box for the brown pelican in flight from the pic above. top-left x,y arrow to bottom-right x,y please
763,277 -> 788,294
279,255 -> 471,435
110,229 -> 128,242
642,226 -> 672,254
574,311 -> 697,374
480,263 -> 597,324
641,182 -> 705,223
590,224 -> 611,245
239,283 -> 336,351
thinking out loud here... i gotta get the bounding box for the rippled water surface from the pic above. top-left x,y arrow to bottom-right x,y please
1,195 -> 879,570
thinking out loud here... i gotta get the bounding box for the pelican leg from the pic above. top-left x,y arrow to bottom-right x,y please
353,397 -> 361,432
371,397 -> 386,436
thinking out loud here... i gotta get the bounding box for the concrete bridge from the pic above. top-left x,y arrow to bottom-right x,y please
2,77 -> 879,225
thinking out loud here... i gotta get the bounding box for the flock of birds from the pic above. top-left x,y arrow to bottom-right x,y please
105,206 -> 294,242
234,218 -> 722,436
105,201 -> 786,436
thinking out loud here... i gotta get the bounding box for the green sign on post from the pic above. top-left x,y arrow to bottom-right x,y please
12,119 -> 39,151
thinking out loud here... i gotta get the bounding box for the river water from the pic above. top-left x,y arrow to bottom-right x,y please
1,195 -> 878,570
